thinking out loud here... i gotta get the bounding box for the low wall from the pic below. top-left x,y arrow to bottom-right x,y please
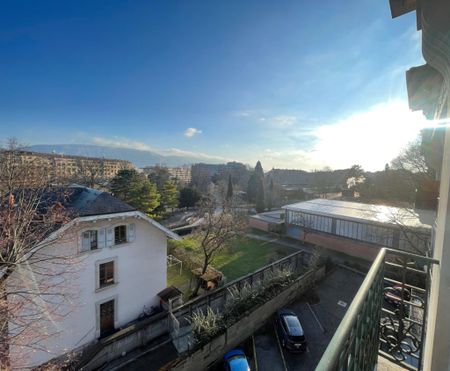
249,217 -> 270,232
81,313 -> 169,370
166,269 -> 316,371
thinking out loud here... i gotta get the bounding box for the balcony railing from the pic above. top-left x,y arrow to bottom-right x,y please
316,247 -> 439,371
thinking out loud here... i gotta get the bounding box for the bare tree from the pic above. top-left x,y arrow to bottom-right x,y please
386,208 -> 431,256
71,158 -> 106,189
0,139 -> 80,369
391,135 -> 435,179
291,212 -> 316,242
190,197 -> 246,297
0,139 -> 51,192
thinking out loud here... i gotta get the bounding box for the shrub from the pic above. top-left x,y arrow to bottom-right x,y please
187,264 -> 298,347
188,307 -> 225,344
224,281 -> 263,319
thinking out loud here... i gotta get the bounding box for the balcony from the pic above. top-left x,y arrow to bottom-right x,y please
316,247 -> 438,371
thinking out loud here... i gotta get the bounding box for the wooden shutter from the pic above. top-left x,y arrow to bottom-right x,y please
128,223 -> 136,242
98,228 -> 106,248
81,232 -> 91,252
106,228 -> 114,247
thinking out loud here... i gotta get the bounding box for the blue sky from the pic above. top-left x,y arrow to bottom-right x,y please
0,0 -> 427,170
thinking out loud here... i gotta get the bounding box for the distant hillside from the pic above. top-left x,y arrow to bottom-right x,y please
27,144 -> 223,168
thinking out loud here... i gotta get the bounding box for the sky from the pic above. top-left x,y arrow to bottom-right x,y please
0,0 -> 428,171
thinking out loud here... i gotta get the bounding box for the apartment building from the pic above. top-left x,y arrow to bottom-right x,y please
167,166 -> 192,184
1,150 -> 134,185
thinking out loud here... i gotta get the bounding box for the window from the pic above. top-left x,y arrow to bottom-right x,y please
99,261 -> 115,288
114,225 -> 127,245
82,230 -> 98,251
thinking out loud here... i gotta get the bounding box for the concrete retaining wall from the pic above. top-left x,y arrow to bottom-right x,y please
168,270 -> 316,371
82,313 -> 169,370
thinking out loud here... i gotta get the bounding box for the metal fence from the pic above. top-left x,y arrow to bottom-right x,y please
170,250 -> 308,327
316,247 -> 438,371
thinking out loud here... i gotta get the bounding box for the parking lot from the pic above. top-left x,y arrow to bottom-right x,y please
119,266 -> 365,371
217,266 -> 365,371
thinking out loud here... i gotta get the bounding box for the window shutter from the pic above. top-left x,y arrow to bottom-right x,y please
98,228 -> 106,248
128,223 -> 136,242
106,228 -> 114,247
81,232 -> 91,252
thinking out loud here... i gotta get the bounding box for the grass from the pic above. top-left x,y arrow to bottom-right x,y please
213,237 -> 295,281
167,235 -> 296,292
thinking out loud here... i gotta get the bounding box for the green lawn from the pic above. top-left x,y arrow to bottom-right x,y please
167,236 -> 296,292
212,237 -> 295,280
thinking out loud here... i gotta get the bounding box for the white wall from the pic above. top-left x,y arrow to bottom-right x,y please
8,214 -> 168,369
424,128 -> 450,371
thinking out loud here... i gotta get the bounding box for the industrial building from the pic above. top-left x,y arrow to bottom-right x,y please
283,199 -> 433,260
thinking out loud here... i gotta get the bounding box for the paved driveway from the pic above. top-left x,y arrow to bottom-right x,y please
255,266 -> 365,371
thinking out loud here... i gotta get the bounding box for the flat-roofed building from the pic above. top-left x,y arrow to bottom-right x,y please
283,199 -> 433,260
249,210 -> 285,233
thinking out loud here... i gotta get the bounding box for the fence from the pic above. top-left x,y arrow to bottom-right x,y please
170,250 -> 308,328
316,247 -> 439,371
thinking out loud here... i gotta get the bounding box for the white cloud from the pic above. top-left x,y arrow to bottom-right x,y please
184,127 -> 202,137
91,136 -> 156,152
90,135 -> 229,163
262,115 -> 297,127
164,148 -> 229,162
234,110 -> 298,128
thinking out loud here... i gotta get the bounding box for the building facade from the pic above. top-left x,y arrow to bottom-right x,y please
6,186 -> 179,369
394,0 -> 450,369
5,150 -> 133,185
167,166 -> 192,184
283,199 -> 433,260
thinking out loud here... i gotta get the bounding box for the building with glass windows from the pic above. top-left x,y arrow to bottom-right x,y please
283,199 -> 433,260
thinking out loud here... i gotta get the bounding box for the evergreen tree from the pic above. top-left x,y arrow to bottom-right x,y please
255,161 -> 264,178
226,174 -> 233,201
161,180 -> 179,212
148,166 -> 171,191
255,176 -> 265,212
267,178 -> 274,210
110,169 -> 141,204
179,187 -> 202,208
247,173 -> 258,202
110,169 -> 162,216
247,161 -> 265,203
132,180 -> 161,216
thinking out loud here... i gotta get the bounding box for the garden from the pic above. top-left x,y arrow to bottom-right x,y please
167,235 -> 297,296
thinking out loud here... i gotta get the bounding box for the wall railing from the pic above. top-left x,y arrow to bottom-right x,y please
316,247 -> 438,371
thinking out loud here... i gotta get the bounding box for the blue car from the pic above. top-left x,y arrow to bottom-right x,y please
223,349 -> 251,371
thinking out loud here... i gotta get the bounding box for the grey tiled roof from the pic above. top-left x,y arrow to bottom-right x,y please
29,185 -> 136,218
64,185 -> 136,217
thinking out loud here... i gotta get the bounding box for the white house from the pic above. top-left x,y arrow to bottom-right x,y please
6,185 -> 180,369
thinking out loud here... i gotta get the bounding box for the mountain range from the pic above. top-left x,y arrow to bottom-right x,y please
27,144 -> 224,168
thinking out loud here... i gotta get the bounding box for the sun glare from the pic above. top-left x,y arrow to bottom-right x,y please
311,100 -> 428,170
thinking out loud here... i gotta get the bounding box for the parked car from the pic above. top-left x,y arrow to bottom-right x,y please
274,309 -> 307,352
384,284 -> 411,307
223,349 -> 251,371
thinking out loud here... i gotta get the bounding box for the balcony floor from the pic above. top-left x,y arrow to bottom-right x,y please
377,356 -> 407,371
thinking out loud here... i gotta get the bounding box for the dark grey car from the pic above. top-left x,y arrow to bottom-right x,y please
274,309 -> 307,352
